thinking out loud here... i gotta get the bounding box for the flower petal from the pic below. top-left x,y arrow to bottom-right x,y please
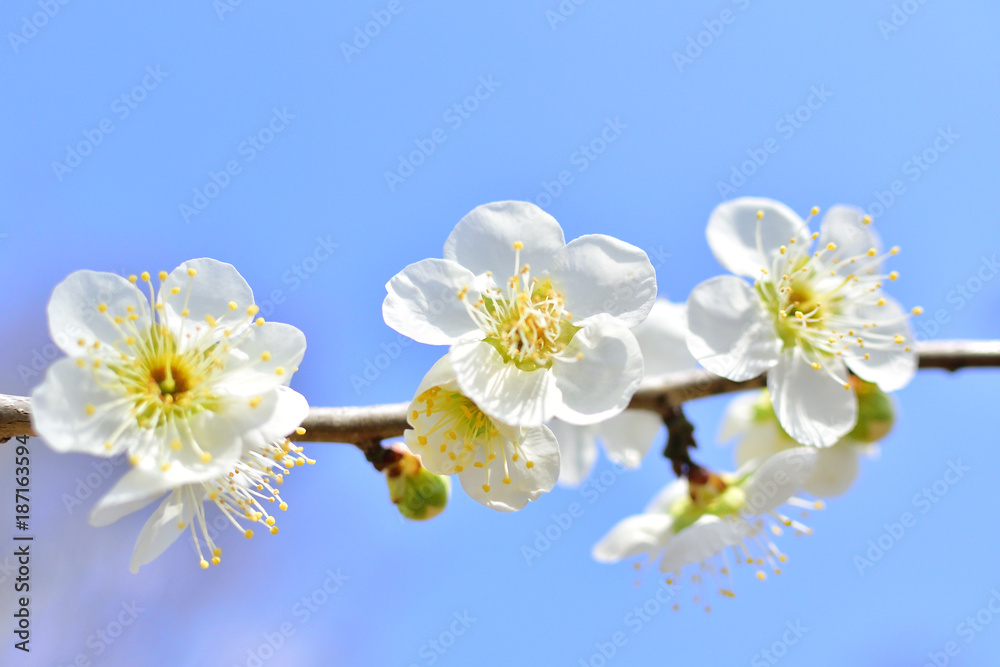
706,198 -> 809,278
598,410 -> 663,469
215,321 -> 308,394
551,316 -> 643,425
47,270 -> 150,356
89,463 -> 221,527
741,448 -> 818,514
450,338 -> 560,427
719,391 -> 763,444
31,357 -> 139,456
548,419 -> 599,487
129,488 -> 197,573
819,205 -> 882,276
550,234 -> 656,327
844,297 -> 917,391
458,425 -> 560,511
733,422 -> 792,467
210,385 -> 310,456
803,443 -> 860,498
634,299 -> 697,376
686,276 -> 781,381
161,258 -> 255,348
444,201 -> 565,277
383,258 -> 479,345
592,514 -> 674,563
658,517 -> 748,574
768,349 -> 857,447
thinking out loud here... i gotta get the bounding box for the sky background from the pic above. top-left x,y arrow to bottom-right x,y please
1,1 -> 999,665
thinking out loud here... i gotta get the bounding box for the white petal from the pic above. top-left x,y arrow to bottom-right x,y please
129,489 -> 197,573
803,443 -> 860,498
161,258 -> 255,347
718,391 -> 763,444
644,478 -> 689,514
819,205 -> 882,275
383,258 -> 480,345
551,317 -> 643,425
47,270 -> 150,356
548,419 -> 599,487
658,517 -> 748,573
686,276 -> 781,381
592,514 -> 674,562
444,201 -> 565,277
30,357 -> 138,456
215,321 -> 308,394
89,463 -> 221,527
209,385 -> 309,457
733,423 -> 791,468
550,234 -> 656,327
633,299 -> 697,376
741,448 -> 818,514
768,349 -> 857,447
706,198 -> 809,278
844,297 -> 917,391
450,338 -> 560,427
458,425 -> 560,511
598,410 -> 663,469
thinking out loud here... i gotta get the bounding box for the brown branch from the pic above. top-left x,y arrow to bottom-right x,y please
2,340 -> 998,445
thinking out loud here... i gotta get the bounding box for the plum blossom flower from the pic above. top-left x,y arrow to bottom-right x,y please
91,436 -> 314,573
383,201 -> 656,428
720,379 -> 894,497
31,258 -> 310,507
592,448 -> 820,608
403,355 -> 560,512
550,298 -> 698,486
686,197 -> 920,447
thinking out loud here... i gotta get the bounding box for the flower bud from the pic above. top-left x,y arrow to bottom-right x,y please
385,445 -> 450,521
847,378 -> 895,443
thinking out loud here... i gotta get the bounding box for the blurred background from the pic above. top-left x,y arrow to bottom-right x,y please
1,1 -> 999,665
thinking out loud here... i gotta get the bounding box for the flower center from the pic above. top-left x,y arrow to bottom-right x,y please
460,242 -> 578,371
409,385 -> 535,493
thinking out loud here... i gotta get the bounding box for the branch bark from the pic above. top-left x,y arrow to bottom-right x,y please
2,340 -> 997,444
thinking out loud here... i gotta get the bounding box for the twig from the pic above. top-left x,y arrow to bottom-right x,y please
2,340 -> 997,445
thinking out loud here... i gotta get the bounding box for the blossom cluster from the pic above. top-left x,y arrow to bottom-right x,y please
30,196 -> 918,586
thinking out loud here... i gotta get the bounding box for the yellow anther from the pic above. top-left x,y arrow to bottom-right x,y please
526,461 -> 534,469
160,463 -> 171,471
826,242 -> 836,251
780,245 -> 786,255
876,298 -> 885,306
295,427 -> 306,435
128,275 -> 137,283
200,452 -> 213,463
255,317 -> 265,327
811,362 -> 821,370
141,271 -> 150,282
894,335 -> 905,344
275,367 -> 285,376
811,232 -> 819,240
205,314 -> 217,326
502,477 -> 511,485
810,206 -> 820,216
97,303 -> 107,313
843,383 -> 850,390
249,396 -> 263,408
862,215 -> 872,224
181,309 -> 190,317
76,358 -> 85,368
756,571 -> 767,581
912,306 -> 924,315
513,241 -> 524,250
756,210 -> 764,220
85,404 -> 96,416
867,248 -> 876,257
244,529 -> 253,538
188,267 -> 197,277
270,526 -> 279,535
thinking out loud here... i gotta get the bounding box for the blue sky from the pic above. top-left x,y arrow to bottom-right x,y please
1,1 -> 999,665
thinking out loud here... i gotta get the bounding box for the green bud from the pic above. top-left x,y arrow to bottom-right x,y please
385,446 -> 450,521
848,378 -> 896,443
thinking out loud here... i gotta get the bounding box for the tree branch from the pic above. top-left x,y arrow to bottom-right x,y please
2,340 -> 997,445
